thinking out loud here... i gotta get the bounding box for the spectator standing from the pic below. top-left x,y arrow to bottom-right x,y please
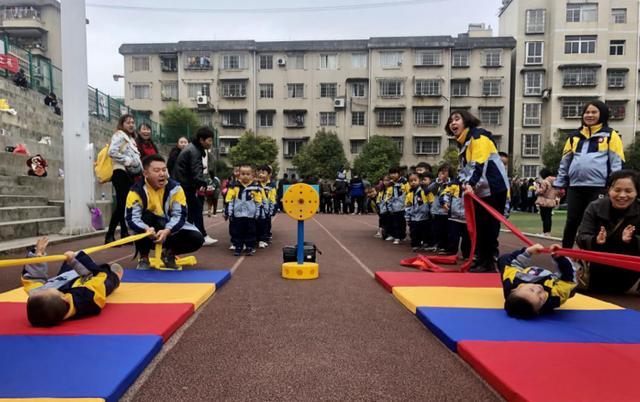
349,174 -> 365,214
333,172 -> 348,214
535,169 -> 558,237
135,123 -> 159,160
167,136 -> 189,176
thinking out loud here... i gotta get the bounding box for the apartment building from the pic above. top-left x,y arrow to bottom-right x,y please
0,0 -> 61,67
119,26 -> 515,174
500,0 -> 640,178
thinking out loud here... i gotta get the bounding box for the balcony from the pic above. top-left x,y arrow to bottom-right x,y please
1,7 -> 44,32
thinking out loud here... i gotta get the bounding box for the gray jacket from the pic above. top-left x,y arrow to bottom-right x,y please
108,130 -> 142,175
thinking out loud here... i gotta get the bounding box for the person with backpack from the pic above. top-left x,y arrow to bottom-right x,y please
333,172 -> 348,214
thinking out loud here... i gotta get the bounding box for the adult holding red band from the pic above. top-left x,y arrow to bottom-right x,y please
554,100 -> 625,248
446,110 -> 509,273
576,170 -> 640,293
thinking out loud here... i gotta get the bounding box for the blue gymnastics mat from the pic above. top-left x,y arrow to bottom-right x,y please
0,335 -> 162,401
122,269 -> 231,287
416,307 -> 640,352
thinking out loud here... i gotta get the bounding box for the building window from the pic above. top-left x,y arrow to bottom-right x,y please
482,49 -> 501,67
481,78 -> 501,96
414,108 -> 441,126
350,139 -> 365,155
351,82 -> 366,97
259,55 -> 273,69
563,67 -> 597,87
414,138 -> 440,155
132,84 -> 150,99
160,81 -> 178,101
132,56 -> 149,72
525,42 -> 544,65
380,51 -> 403,68
415,49 -> 442,66
221,54 -> 246,70
414,79 -> 441,97
160,55 -> 177,72
288,53 -> 305,69
184,53 -> 212,70
522,165 -> 540,177
607,101 -> 626,120
523,103 -> 542,127
561,98 -> 595,118
319,112 -> 337,126
351,53 -> 368,68
319,54 -> 338,70
607,70 -> 627,89
452,50 -> 469,67
525,9 -> 545,33
479,108 -> 501,126
391,137 -> 404,154
612,8 -> 627,23
285,112 -> 305,127
258,112 -> 274,128
610,40 -> 625,56
187,83 -> 210,98
451,80 -> 469,97
377,109 -> 404,126
220,80 -> 247,98
352,111 -> 365,126
259,83 -> 273,98
379,79 -> 403,97
287,83 -> 304,98
221,111 -> 246,128
522,134 -> 541,157
320,83 -> 338,98
283,139 -> 306,158
219,138 -> 239,155
198,112 -> 213,127
566,3 -> 598,22
524,71 -> 544,96
565,35 -> 596,54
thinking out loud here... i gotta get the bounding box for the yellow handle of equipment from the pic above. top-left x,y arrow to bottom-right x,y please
0,232 -> 151,268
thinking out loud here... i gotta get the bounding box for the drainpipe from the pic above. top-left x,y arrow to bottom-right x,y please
367,47 -> 372,141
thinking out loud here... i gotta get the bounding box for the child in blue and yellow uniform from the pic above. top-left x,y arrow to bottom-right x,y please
405,173 -> 432,252
385,167 -> 410,244
22,237 -> 123,327
256,165 -> 277,249
429,164 -> 456,254
225,164 -> 264,256
498,243 -> 577,319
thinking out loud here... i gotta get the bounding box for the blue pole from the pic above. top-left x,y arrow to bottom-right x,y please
297,220 -> 304,264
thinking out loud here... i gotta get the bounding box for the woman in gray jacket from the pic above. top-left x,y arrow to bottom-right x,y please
105,114 -> 141,244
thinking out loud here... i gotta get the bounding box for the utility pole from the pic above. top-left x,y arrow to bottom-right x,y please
60,0 -> 94,235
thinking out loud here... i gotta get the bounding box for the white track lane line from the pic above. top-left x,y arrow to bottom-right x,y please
312,216 -> 375,278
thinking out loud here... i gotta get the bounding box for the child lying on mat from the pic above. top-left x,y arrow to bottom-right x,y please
498,243 -> 577,319
22,237 -> 123,327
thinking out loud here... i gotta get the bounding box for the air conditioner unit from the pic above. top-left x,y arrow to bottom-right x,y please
219,146 -> 228,155
277,58 -> 286,66
541,88 -> 552,100
334,98 -> 346,108
196,95 -> 209,105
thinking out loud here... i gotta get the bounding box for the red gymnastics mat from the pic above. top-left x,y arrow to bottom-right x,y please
0,302 -> 193,341
375,271 -> 501,292
458,341 -> 640,402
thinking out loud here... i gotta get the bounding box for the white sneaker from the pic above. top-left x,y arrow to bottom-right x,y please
258,241 -> 268,249
229,244 -> 235,250
203,236 -> 218,246
374,231 -> 382,238
393,239 -> 401,245
385,236 -> 394,241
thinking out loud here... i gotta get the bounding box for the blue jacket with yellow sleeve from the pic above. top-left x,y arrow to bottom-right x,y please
554,124 -> 624,188
405,186 -> 431,222
457,127 -> 509,198
498,248 -> 577,313
225,181 -> 264,219
125,178 -> 199,234
385,179 -> 410,213
259,180 -> 277,219
22,251 -> 119,320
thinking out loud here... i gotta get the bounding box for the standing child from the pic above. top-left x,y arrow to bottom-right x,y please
256,165 -> 276,249
377,176 -> 392,239
430,164 -> 454,254
442,179 -> 470,258
405,173 -> 431,252
386,167 -> 410,244
365,186 -> 381,237
225,164 -> 264,256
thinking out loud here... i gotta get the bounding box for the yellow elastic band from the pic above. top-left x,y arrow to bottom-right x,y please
0,232 -> 151,268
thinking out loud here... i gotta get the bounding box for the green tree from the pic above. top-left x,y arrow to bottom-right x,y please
439,146 -> 459,172
624,138 -> 640,171
352,136 -> 401,182
541,131 -> 568,174
228,131 -> 279,175
213,159 -> 232,180
160,103 -> 200,144
292,129 -> 348,179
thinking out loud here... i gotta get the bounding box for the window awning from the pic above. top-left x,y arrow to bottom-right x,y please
411,105 -> 444,109
373,106 -> 406,111
218,108 -> 248,112
283,109 -> 307,113
451,77 -> 471,82
257,109 -> 277,113
607,67 -> 629,72
558,63 -> 601,70
520,67 -> 545,74
346,77 -> 369,82
282,137 -> 310,141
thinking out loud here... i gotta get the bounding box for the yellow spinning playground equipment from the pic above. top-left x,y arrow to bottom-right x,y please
281,183 -> 320,280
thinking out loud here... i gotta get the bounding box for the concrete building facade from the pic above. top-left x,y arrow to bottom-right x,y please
500,0 -> 640,178
120,27 -> 515,174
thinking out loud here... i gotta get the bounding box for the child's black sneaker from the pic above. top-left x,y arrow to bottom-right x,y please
245,247 -> 255,256
233,248 -> 242,256
161,250 -> 180,269
136,258 -> 151,270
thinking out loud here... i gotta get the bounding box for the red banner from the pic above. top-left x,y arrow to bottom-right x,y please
0,55 -> 20,74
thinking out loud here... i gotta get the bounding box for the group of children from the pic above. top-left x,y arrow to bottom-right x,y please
367,163 -> 470,257
224,164 -> 277,256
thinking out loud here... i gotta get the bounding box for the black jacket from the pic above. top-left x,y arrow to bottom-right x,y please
173,142 -> 206,189
576,197 -> 640,293
167,146 -> 181,177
